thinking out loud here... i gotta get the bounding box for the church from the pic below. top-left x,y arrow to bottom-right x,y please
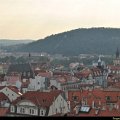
113,48 -> 120,65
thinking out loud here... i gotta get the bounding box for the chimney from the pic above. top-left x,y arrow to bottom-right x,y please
75,105 -> 79,114
95,109 -> 99,115
92,101 -> 95,109
115,104 -> 119,110
109,104 -> 113,111
67,101 -> 71,112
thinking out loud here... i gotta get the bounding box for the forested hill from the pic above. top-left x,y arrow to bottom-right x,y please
16,28 -> 120,56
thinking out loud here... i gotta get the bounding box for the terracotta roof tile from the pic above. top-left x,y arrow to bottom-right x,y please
0,92 -> 10,101
0,108 -> 9,116
12,90 -> 63,108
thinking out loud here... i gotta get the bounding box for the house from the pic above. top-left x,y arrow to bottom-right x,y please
28,75 -> 49,91
5,72 -> 21,86
21,79 -> 30,93
49,79 -> 61,90
91,67 -> 108,88
0,92 -> 10,107
0,63 -> 9,74
0,74 -> 6,86
67,88 -> 120,116
61,81 -> 94,91
34,69 -> 53,78
0,86 -> 22,102
9,90 -> 69,116
107,65 -> 120,76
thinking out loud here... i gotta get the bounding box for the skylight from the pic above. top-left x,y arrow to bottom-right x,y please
80,106 -> 90,112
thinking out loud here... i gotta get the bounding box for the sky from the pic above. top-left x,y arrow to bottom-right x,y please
0,0 -> 120,40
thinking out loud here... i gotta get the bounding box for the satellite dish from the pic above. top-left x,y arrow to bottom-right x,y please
16,80 -> 22,89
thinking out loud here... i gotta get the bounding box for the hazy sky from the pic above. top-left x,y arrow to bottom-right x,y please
0,0 -> 120,40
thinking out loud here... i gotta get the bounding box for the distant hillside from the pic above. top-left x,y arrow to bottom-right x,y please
0,39 -> 34,46
14,28 -> 120,56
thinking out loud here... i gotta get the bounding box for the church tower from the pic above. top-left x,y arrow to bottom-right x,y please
113,48 -> 120,65
98,55 -> 102,67
116,47 -> 119,59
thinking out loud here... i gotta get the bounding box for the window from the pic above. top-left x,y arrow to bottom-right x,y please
30,109 -> 34,114
20,107 -> 25,114
60,107 -> 62,113
56,108 -> 57,113
10,106 -> 14,113
106,96 -> 111,101
41,110 -> 44,115
72,96 -> 78,101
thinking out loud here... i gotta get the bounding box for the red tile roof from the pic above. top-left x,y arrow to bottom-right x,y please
0,92 -> 10,101
0,86 -> 5,90
38,72 -> 52,78
68,106 -> 120,117
108,65 -> 120,71
0,86 -> 22,95
7,86 -> 20,94
12,90 -> 63,108
68,89 -> 120,108
0,108 -> 9,116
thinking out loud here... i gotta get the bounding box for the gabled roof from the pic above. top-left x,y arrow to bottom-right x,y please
12,90 -> 63,108
7,86 -> 20,94
0,92 -> 10,101
0,86 -> 22,95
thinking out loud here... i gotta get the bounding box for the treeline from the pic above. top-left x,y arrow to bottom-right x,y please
14,27 -> 120,56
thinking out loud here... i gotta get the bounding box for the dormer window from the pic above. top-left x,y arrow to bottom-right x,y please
20,107 -> 25,113
43,99 -> 45,102
106,96 -> 111,101
41,110 -> 44,116
30,109 -> 34,114
10,106 -> 15,113
72,96 -> 78,101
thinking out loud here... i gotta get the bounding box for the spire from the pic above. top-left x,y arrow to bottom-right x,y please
116,47 -> 119,59
98,55 -> 102,67
98,55 -> 101,63
28,52 -> 31,64
29,52 -> 31,58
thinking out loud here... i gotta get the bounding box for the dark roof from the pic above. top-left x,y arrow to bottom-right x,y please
7,63 -> 34,78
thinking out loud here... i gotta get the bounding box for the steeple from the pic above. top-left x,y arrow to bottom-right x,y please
116,47 -> 119,59
98,55 -> 102,67
28,52 -> 31,64
98,55 -> 101,63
